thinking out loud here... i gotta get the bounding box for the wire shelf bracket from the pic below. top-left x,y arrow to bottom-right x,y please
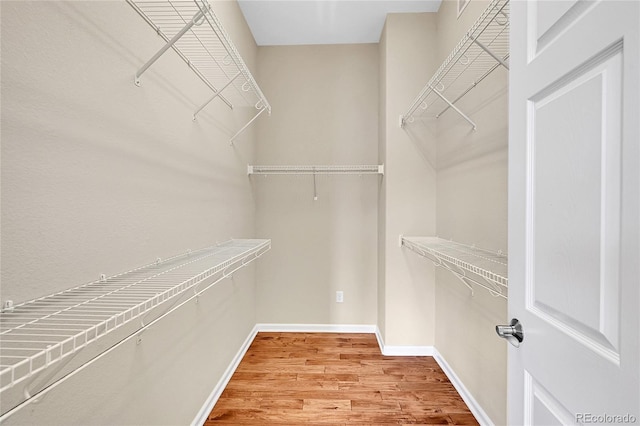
400,0 -> 509,129
0,239 -> 271,409
400,235 -> 508,299
127,0 -> 271,143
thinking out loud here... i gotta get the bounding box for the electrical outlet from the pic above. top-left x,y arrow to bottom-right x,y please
336,291 -> 344,303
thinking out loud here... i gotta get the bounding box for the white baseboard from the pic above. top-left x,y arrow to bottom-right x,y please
191,324 -> 259,426
380,345 -> 434,356
433,348 -> 494,426
374,326 -> 434,356
256,323 -> 377,333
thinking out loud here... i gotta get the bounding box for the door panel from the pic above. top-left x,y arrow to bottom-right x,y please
528,0 -> 597,60
534,0 -> 578,41
524,371 -> 576,426
509,0 -> 639,424
528,46 -> 622,360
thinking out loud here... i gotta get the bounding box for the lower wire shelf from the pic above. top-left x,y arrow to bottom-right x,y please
401,236 -> 507,298
0,239 -> 270,397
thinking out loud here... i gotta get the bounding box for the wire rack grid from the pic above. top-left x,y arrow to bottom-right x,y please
127,0 -> 270,140
401,0 -> 509,128
401,236 -> 508,298
0,239 -> 270,394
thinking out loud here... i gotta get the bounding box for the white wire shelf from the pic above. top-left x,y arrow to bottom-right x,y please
247,165 -> 384,176
401,236 -> 507,299
0,239 -> 270,395
400,0 -> 509,130
127,0 -> 271,143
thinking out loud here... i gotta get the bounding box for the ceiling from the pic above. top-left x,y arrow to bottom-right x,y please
237,0 -> 442,46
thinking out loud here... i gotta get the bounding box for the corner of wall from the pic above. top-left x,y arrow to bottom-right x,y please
432,1 -> 508,425
379,12 -> 438,348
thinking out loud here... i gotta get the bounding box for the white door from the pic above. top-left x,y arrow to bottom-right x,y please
508,0 -> 639,425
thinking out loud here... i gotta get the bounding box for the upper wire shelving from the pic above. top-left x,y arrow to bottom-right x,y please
400,0 -> 509,130
401,236 -> 507,299
0,239 -> 270,399
127,0 -> 271,143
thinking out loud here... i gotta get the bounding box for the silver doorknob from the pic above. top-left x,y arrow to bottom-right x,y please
496,318 -> 524,348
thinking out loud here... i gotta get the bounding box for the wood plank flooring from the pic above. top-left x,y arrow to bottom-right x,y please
205,332 -> 479,425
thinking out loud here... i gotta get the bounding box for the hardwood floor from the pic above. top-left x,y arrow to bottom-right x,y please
205,332 -> 479,425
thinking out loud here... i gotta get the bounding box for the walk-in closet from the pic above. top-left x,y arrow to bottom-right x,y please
1,0 -> 638,425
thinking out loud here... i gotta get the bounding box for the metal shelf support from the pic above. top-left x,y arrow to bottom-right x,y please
435,53 -> 509,118
128,0 -> 271,142
193,71 -> 241,120
469,34 -> 509,70
430,85 -> 477,130
230,106 -> 268,144
134,6 -> 208,87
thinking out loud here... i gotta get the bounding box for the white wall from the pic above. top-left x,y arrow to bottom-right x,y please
0,1 -> 261,423
378,13 -> 438,347
434,1 -> 509,424
254,44 -> 379,325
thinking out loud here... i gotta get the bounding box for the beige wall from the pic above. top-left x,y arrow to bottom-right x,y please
1,1 -> 510,423
1,1 -> 260,423
254,44 -> 379,325
434,0 -> 509,424
378,13 -> 438,347
377,23 -> 388,339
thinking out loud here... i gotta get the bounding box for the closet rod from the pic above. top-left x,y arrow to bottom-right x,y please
247,165 -> 384,175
